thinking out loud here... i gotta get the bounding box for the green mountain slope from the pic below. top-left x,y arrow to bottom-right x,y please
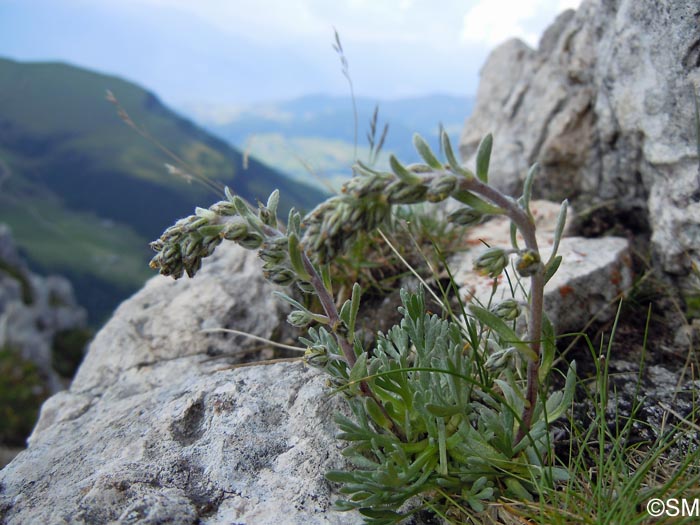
0,57 -> 326,325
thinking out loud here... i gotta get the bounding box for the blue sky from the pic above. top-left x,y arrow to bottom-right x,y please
0,0 -> 580,111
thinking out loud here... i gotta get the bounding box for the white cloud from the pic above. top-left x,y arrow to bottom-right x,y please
91,0 -> 581,50
54,0 -> 582,102
460,0 -> 582,48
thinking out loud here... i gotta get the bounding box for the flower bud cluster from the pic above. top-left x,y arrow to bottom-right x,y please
304,344 -> 329,368
150,189 -> 291,286
490,299 -> 521,321
149,209 -> 256,279
302,195 -> 392,265
425,174 -> 457,202
474,247 -> 511,278
474,246 -> 545,281
263,265 -> 296,287
302,170 -> 462,264
516,249 -> 542,277
384,179 -> 428,204
287,309 -> 315,328
258,235 -> 299,287
447,207 -> 484,226
484,346 -> 517,374
258,235 -> 287,264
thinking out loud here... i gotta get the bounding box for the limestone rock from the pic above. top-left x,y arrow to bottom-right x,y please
451,201 -> 632,332
0,223 -> 87,393
0,241 -> 364,524
72,242 -> 291,394
459,0 -> 700,278
0,360 -> 362,525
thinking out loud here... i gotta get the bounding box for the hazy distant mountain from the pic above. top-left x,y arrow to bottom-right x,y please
0,57 -> 326,324
184,94 -> 474,188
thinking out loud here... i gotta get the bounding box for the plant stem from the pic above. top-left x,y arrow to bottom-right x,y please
518,272 -> 544,442
456,175 -> 543,442
301,250 -> 404,438
301,252 -> 356,368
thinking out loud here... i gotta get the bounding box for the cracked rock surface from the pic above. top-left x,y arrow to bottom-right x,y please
459,0 -> 700,279
0,243 -> 363,524
70,243 -> 291,395
0,359 -> 359,524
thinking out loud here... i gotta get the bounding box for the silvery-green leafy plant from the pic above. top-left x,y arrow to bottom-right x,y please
150,130 -> 575,522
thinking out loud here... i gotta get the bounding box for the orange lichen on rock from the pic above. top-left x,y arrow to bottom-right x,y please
610,268 -> 622,286
558,285 -> 574,298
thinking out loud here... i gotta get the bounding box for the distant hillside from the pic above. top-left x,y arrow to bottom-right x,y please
185,94 -> 474,188
0,58 -> 327,325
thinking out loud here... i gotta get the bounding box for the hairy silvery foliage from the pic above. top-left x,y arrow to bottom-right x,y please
327,289 -> 574,522
150,131 -> 575,523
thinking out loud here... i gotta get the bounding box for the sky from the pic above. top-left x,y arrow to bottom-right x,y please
0,0 -> 582,112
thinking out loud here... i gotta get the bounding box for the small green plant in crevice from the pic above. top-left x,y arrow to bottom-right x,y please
51,327 -> 93,378
0,257 -> 33,305
149,130 -> 574,521
510,304 -> 700,525
0,345 -> 49,446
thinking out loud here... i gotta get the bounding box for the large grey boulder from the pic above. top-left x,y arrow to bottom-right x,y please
71,243 -> 291,394
459,0 -> 700,278
1,243 -> 363,524
0,360 -> 360,525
